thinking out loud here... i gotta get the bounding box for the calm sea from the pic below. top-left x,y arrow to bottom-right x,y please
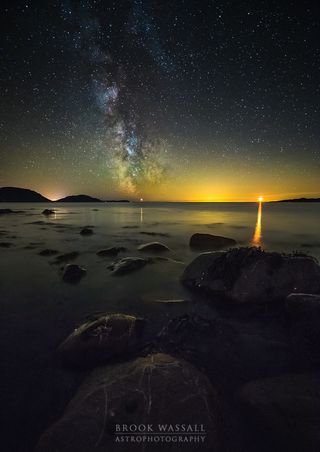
0,201 -> 319,450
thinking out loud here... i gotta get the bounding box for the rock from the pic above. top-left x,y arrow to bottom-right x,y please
42,209 -> 55,216
57,314 -> 146,369
62,264 -> 86,283
137,241 -> 170,252
97,246 -> 126,257
190,233 -> 236,251
158,314 -> 294,390
39,249 -> 59,256
0,242 -> 13,248
181,247 -> 320,304
36,353 -> 222,452
237,372 -> 320,452
286,293 -> 320,368
80,227 -> 94,235
53,251 -> 79,264
140,231 -> 170,237
109,257 -> 149,275
0,208 -> 13,214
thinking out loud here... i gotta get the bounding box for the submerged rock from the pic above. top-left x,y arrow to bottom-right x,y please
137,241 -> 170,252
139,231 -> 170,237
39,249 -> 59,256
57,313 -> 146,369
181,247 -> 320,304
238,372 -> 320,452
37,353 -> 222,452
62,264 -> 86,283
80,227 -> 94,236
96,246 -> 126,257
109,257 -> 149,275
0,208 -> 13,214
42,209 -> 55,216
0,242 -> 13,248
53,251 -> 79,264
189,233 -> 236,251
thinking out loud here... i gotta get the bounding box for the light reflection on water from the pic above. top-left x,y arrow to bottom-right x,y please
252,201 -> 263,247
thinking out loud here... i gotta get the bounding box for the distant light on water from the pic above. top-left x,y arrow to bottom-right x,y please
252,200 -> 263,246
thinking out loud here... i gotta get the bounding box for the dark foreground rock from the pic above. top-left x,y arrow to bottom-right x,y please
80,227 -> 94,235
97,246 -> 126,257
181,247 -> 320,304
190,233 -> 236,251
138,241 -> 170,252
158,314 -> 294,390
42,209 -> 55,216
36,353 -> 222,452
57,314 -> 146,369
109,257 -> 149,275
238,372 -> 320,452
286,293 -> 320,368
62,264 -> 86,283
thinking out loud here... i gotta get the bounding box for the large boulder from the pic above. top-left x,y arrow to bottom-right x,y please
286,293 -> 320,368
237,372 -> 320,452
57,314 -> 146,369
189,233 -> 236,251
181,247 -> 320,304
36,353 -> 222,452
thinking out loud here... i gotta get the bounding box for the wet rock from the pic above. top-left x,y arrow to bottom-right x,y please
140,231 -> 170,237
80,227 -> 94,236
53,251 -> 79,264
158,314 -> 294,390
181,247 -> 320,304
39,249 -> 59,256
42,209 -> 55,216
62,264 -> 86,283
286,293 -> 320,368
237,372 -> 320,452
36,353 -> 222,452
190,233 -> 236,251
109,257 -> 149,275
96,246 -> 126,257
138,241 -> 170,252
57,313 -> 146,369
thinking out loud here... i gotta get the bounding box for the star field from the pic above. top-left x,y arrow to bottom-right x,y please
1,0 -> 319,200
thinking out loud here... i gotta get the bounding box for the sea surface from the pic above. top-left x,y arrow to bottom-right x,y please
0,201 -> 319,451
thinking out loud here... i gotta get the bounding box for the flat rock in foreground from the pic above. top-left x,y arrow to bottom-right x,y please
238,372 -> 320,452
190,233 -> 236,251
36,353 -> 222,452
181,247 -> 320,304
138,241 -> 170,252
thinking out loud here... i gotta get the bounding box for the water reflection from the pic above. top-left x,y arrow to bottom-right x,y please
140,207 -> 144,223
252,201 -> 263,246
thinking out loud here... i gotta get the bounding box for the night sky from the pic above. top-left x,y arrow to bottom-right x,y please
1,0 -> 319,201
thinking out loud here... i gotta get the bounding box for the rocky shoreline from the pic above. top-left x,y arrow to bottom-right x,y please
33,240 -> 320,452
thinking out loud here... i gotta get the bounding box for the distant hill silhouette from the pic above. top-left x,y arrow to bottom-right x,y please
56,195 -> 103,203
0,187 -> 50,202
276,198 -> 320,203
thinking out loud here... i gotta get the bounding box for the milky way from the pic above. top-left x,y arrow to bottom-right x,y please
1,0 -> 320,200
